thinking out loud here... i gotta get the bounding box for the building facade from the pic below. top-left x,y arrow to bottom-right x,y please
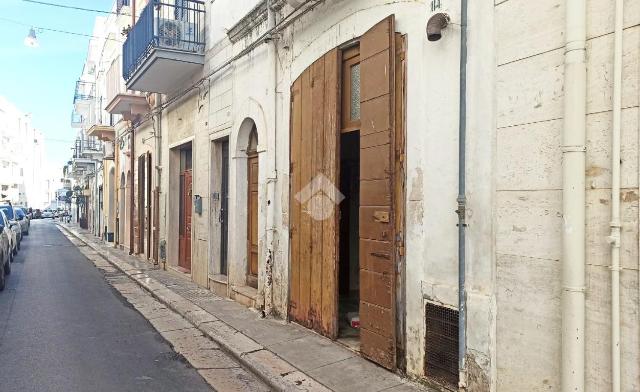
68,0 -> 640,390
0,96 -> 48,208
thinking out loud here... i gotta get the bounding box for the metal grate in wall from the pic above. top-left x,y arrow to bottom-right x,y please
425,302 -> 459,387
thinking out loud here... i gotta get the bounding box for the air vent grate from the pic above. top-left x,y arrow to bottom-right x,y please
425,302 -> 459,387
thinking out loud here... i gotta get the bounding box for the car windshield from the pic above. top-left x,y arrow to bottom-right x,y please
0,206 -> 14,220
15,209 -> 25,218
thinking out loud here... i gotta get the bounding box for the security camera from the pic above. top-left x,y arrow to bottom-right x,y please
426,12 -> 450,41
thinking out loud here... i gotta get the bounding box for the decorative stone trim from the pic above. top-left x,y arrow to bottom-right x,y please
226,0 -> 287,44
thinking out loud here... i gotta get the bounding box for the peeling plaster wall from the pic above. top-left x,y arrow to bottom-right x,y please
495,0 -> 640,391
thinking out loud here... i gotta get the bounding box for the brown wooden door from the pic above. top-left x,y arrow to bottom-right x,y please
137,154 -> 145,255
146,153 -> 152,260
289,49 -> 340,337
179,169 -> 192,270
358,15 -> 397,370
247,153 -> 259,288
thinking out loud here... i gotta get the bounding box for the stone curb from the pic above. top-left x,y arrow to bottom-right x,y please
57,224 -> 329,392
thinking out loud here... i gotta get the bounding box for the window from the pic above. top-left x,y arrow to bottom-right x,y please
350,63 -> 361,121
341,45 -> 361,132
0,206 -> 14,220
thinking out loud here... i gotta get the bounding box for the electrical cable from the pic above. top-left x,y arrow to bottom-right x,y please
123,0 -> 324,135
21,0 -> 130,16
0,16 -> 123,41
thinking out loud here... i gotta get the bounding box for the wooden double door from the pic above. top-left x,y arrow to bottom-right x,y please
289,16 -> 403,370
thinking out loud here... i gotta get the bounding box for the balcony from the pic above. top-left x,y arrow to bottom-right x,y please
87,123 -> 116,161
73,80 -> 95,105
73,138 -> 103,161
87,124 -> 115,142
105,55 -> 149,119
123,0 -> 206,93
71,110 -> 86,128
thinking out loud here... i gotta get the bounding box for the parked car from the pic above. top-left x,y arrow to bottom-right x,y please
0,211 -> 17,258
19,207 -> 32,220
42,209 -> 54,219
0,204 -> 22,252
0,210 -> 12,290
15,208 -> 29,236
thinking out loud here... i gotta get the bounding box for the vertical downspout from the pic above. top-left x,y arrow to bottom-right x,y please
456,0 -> 468,387
155,93 -> 163,265
115,131 -> 119,248
561,0 -> 587,390
263,0 -> 277,316
608,0 -> 624,390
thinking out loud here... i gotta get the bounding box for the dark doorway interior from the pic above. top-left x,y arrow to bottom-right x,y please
220,139 -> 229,275
338,131 -> 360,350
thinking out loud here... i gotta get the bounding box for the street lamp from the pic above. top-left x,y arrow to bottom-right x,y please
24,27 -> 39,48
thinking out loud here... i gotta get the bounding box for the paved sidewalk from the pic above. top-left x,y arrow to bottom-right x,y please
58,223 -> 431,392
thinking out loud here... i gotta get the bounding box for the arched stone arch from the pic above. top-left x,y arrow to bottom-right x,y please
227,112 -> 267,292
234,98 -> 267,157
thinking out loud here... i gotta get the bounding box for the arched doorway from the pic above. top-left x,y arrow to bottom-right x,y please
246,126 -> 259,289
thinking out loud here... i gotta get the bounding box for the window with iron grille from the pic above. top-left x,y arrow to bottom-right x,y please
425,302 -> 459,387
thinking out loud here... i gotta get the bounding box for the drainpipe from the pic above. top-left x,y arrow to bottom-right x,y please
155,93 -> 163,265
130,121 -> 136,255
263,0 -> 277,316
456,0 -> 468,387
608,0 -> 624,390
115,128 -> 120,248
561,0 -> 587,391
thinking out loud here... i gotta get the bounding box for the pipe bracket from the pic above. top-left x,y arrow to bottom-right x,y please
563,286 -> 586,293
561,145 -> 586,153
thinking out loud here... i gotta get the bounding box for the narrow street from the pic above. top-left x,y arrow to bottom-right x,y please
0,220 -> 214,392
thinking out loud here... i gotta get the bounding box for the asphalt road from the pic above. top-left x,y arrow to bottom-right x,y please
0,220 -> 213,392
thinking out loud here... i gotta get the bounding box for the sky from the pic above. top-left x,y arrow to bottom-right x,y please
0,0 -> 113,171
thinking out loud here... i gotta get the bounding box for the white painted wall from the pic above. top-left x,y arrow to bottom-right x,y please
495,0 -> 639,391
148,0 -> 640,390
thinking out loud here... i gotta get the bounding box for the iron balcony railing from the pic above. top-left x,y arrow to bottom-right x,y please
73,138 -> 101,159
117,0 -> 130,14
123,0 -> 206,82
73,80 -> 95,104
71,110 -> 85,127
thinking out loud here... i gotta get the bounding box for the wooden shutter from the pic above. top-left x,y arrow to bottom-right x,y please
289,49 -> 340,338
359,15 -> 397,370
